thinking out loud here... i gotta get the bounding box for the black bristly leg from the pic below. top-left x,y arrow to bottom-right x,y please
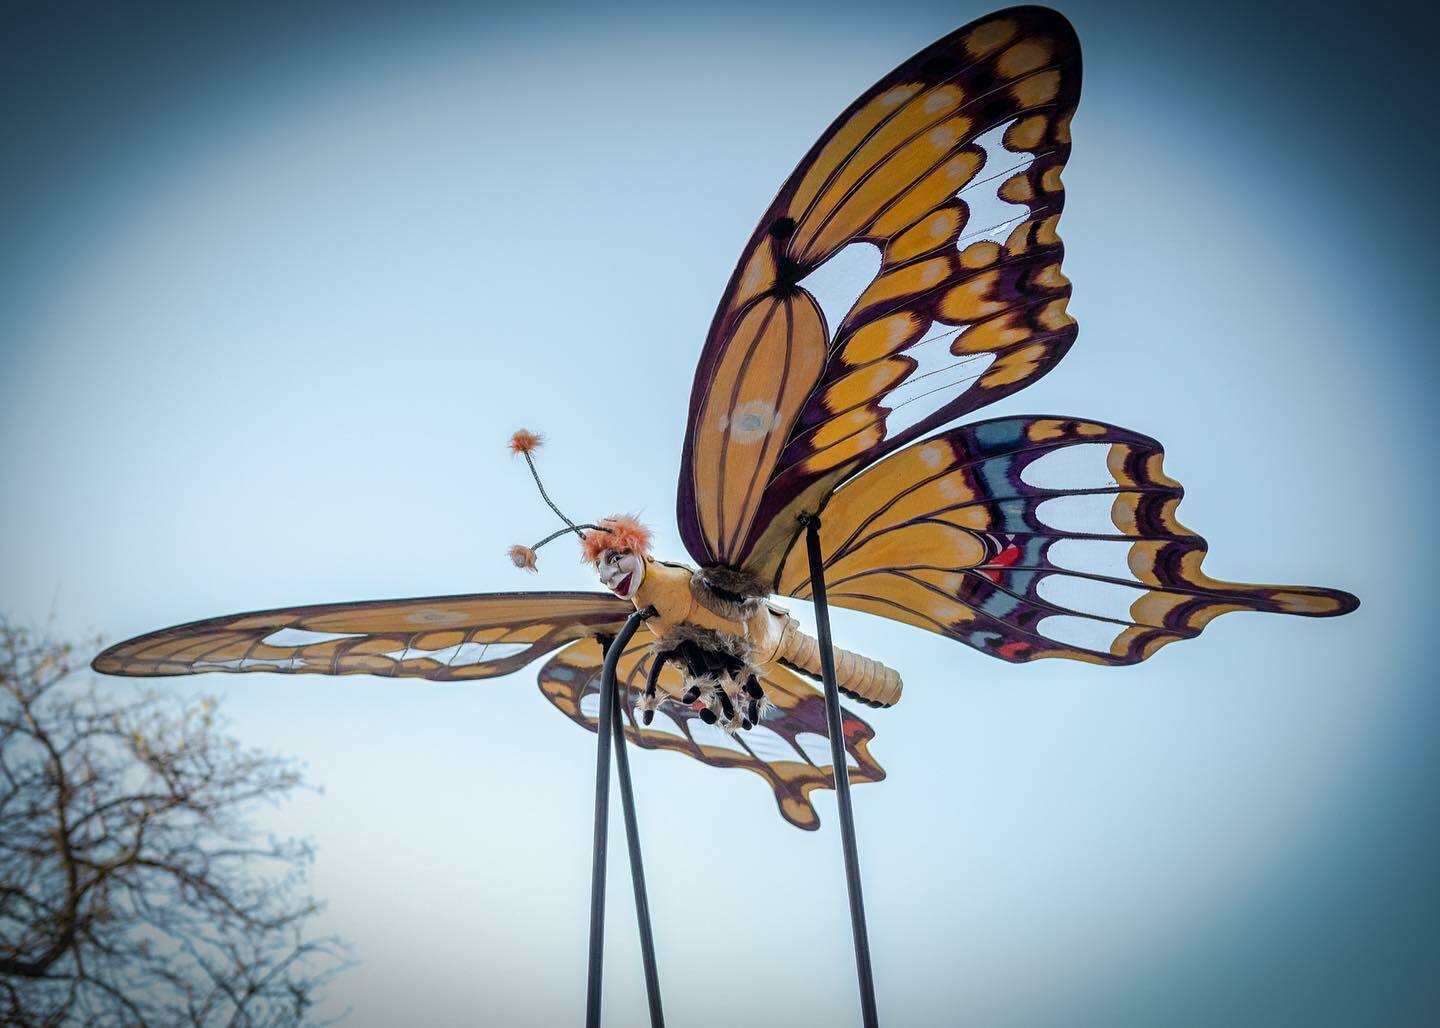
675,640 -> 709,677
742,675 -> 762,728
643,649 -> 674,726
702,648 -> 730,675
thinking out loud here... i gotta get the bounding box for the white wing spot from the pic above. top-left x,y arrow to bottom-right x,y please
688,717 -> 748,755
1035,494 -> 1120,535
726,400 -> 780,443
262,628 -> 362,647
1049,539 -> 1142,583
1036,614 -> 1126,654
1037,574 -> 1147,623
877,328 -> 997,441
737,724 -> 796,763
386,641 -> 530,666
795,731 -> 859,769
639,712 -> 687,740
918,442 -> 948,469
799,241 -> 883,344
1020,443 -> 1118,490
405,609 -> 470,625
957,119 -> 1036,248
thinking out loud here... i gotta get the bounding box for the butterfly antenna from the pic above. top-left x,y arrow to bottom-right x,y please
507,429 -> 602,571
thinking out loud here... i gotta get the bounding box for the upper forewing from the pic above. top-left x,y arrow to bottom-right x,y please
777,417 -> 1359,665
92,592 -> 633,681
679,6 -> 1082,584
538,634 -> 884,830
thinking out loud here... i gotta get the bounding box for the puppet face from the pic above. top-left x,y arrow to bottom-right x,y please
597,549 -> 645,600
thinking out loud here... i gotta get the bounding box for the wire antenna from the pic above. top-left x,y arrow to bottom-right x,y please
508,430 -> 600,570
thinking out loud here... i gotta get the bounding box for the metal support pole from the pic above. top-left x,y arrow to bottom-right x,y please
586,609 -> 646,1028
805,516 -> 880,1028
611,666 -> 665,1028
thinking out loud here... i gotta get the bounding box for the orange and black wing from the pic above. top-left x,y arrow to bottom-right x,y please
777,417 -> 1358,665
538,634 -> 884,830
678,6 -> 1082,586
93,592 -> 633,681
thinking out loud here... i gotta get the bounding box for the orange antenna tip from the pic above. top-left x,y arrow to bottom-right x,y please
508,545 -> 539,572
509,429 -> 544,455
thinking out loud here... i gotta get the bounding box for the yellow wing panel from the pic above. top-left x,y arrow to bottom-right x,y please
93,592 -> 632,681
679,7 -> 1083,581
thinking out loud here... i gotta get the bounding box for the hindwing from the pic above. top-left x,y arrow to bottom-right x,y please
538,634 -> 885,830
777,417 -> 1359,664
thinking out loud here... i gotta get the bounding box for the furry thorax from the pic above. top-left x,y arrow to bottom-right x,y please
690,565 -> 768,620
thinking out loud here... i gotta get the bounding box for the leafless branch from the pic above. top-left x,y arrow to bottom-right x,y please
0,620 -> 349,1025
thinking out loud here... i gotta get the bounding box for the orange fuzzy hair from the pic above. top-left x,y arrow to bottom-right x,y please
581,515 -> 652,565
509,429 -> 544,455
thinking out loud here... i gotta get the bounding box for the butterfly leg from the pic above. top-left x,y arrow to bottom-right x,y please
677,641 -> 708,706
742,674 -> 763,729
674,640 -> 710,676
715,685 -> 736,722
638,649 -> 674,726
670,639 -> 753,730
675,640 -> 720,709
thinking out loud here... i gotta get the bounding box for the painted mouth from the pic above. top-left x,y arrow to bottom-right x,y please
613,573 -> 633,597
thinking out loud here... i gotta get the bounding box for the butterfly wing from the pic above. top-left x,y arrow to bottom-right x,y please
538,634 -> 885,830
678,6 -> 1082,586
92,592 -> 633,680
775,416 -> 1358,665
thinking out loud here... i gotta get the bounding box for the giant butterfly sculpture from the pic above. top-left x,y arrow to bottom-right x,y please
94,5 -> 1357,840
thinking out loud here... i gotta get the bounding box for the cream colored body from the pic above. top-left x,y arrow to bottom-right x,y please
629,557 -> 903,707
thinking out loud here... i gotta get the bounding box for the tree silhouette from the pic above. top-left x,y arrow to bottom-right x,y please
0,619 -> 347,1025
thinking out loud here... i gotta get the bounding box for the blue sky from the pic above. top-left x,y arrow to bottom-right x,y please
3,1 -> 1437,1024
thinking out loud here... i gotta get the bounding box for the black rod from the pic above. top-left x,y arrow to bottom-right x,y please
586,609 -> 646,1028
805,516 -> 880,1028
611,665 -> 665,1028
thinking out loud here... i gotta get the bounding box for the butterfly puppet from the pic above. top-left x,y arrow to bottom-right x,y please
95,5 -> 1357,832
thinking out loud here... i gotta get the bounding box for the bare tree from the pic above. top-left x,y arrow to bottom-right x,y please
0,620 -> 347,1025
